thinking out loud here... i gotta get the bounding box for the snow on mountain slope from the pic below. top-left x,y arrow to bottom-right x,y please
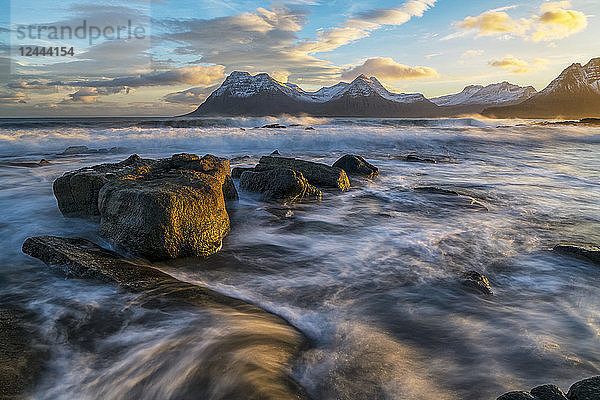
212,71 -> 427,104
539,57 -> 600,96
431,82 -> 536,106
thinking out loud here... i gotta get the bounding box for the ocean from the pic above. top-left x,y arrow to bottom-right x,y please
1,116 -> 599,399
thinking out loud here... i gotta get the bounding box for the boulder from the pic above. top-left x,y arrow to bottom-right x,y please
53,153 -> 237,217
530,384 -> 568,400
260,124 -> 286,129
497,392 -> 536,400
553,244 -> 600,266
21,235 -> 309,399
232,167 -> 255,179
53,154 -> 154,216
98,170 -> 230,260
332,155 -> 379,178
255,156 -> 350,191
59,145 -> 90,155
270,150 -> 281,156
567,376 -> 600,400
239,168 -> 321,202
461,271 -> 493,295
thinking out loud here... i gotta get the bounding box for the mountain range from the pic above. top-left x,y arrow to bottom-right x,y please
187,57 -> 600,119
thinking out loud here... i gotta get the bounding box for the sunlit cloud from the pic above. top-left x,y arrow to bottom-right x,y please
489,55 -> 548,73
341,57 -> 439,81
453,1 -> 587,42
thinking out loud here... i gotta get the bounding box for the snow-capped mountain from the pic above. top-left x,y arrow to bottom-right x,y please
484,57 -> 600,119
431,82 -> 537,106
188,71 -> 438,117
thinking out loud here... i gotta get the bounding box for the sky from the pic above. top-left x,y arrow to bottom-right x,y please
0,0 -> 598,116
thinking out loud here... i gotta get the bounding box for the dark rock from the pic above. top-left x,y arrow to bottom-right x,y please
270,150 -> 281,156
21,235 -> 308,399
232,167 -> 255,179
553,244 -> 600,265
59,145 -> 89,155
413,186 -> 489,210
462,270 -> 493,295
567,376 -> 600,400
53,154 -> 153,216
239,168 -> 321,202
397,154 -> 437,163
305,127 -> 315,130
255,156 -> 350,191
260,124 -> 286,129
497,392 -> 536,400
3,159 -> 51,168
332,154 -> 379,178
531,384 -> 568,400
53,153 -> 237,217
230,155 -> 251,162
0,304 -> 48,400
98,170 -> 230,260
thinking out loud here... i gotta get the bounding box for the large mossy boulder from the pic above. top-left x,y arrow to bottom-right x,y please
53,153 -> 238,260
553,244 -> 600,265
53,154 -> 154,216
53,153 -> 237,218
239,168 -> 321,202
255,156 -> 350,191
99,170 -> 230,260
567,376 -> 600,400
332,154 -> 379,178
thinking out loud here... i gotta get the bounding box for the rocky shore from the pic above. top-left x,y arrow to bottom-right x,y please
16,149 -> 600,399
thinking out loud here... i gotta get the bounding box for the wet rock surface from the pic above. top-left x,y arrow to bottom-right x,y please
332,154 -> 379,178
21,235 -> 309,400
255,155 -> 350,191
461,270 -> 493,295
553,244 -> 600,265
239,168 -> 322,202
0,303 -> 48,400
497,377 -> 600,400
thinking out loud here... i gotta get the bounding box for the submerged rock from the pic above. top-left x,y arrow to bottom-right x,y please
553,244 -> 600,265
396,154 -> 437,163
99,170 -> 230,260
413,186 -> 489,211
21,235 -> 309,399
255,156 -> 350,191
270,150 -> 281,156
332,154 -> 379,178
461,270 -> 493,295
2,159 -> 51,168
58,145 -> 126,156
567,376 -> 600,400
239,168 -> 321,202
260,124 -> 286,129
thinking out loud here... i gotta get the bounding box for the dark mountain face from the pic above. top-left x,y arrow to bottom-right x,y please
186,72 -> 441,117
483,58 -> 600,119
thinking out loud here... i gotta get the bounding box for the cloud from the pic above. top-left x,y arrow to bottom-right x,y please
489,55 -> 548,73
341,57 -> 439,81
161,2 -> 438,85
0,91 -> 27,104
66,88 -> 101,103
163,85 -> 219,104
533,1 -> 587,41
453,1 -> 587,42
457,11 -> 530,36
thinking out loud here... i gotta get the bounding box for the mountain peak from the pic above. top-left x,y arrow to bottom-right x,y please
430,82 -> 537,106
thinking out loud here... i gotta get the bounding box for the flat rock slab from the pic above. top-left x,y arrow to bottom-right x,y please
22,235 -> 308,400
255,156 -> 350,191
553,244 -> 600,266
